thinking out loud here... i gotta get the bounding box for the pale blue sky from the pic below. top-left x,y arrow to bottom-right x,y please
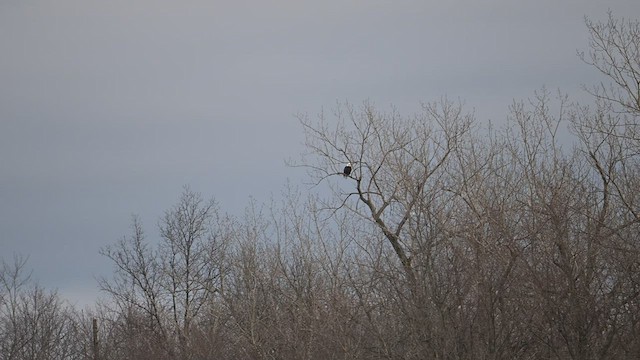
1,0 -> 638,305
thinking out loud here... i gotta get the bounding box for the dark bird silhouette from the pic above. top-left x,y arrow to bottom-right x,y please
343,162 -> 352,177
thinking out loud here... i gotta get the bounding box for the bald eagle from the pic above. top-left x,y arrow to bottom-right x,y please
343,163 -> 352,177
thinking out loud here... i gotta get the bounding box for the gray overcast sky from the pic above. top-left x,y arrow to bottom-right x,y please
1,0 -> 638,306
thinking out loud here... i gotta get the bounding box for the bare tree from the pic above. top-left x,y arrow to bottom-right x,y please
296,100 -> 472,291
99,187 -> 229,359
580,11 -> 640,116
0,256 -> 80,360
158,188 -> 227,358
0,255 -> 32,359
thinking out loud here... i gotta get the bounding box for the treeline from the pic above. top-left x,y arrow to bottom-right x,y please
2,13 -> 640,360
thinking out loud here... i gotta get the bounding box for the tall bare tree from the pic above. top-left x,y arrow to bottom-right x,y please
99,187 -> 229,359
296,100 -> 472,290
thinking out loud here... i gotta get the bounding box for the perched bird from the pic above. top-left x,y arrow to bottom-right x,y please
343,162 -> 352,177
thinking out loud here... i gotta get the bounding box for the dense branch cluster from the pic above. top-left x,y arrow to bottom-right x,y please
1,14 -> 640,360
